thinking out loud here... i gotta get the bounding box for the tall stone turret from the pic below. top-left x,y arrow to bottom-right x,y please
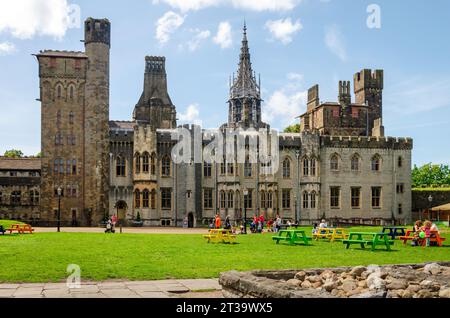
354,69 -> 383,136
84,18 -> 111,224
133,56 -> 177,129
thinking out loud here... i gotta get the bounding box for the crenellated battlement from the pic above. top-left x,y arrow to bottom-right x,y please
145,56 -> 166,74
321,135 -> 413,150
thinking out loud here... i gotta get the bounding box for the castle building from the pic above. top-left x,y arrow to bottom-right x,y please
25,18 -> 413,227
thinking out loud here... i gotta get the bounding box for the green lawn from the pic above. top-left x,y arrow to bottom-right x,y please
0,227 -> 449,283
0,220 -> 24,228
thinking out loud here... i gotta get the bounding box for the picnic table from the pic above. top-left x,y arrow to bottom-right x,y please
272,230 -> 312,245
313,228 -> 348,242
343,232 -> 394,251
381,227 -> 406,240
399,230 -> 446,247
7,224 -> 34,234
204,229 -> 237,244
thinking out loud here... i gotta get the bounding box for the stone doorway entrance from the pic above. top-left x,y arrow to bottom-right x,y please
188,213 -> 194,228
115,201 -> 127,224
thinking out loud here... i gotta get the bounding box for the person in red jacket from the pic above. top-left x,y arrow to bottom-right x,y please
215,214 -> 221,229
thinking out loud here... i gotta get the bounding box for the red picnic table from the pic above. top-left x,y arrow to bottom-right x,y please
399,230 -> 446,247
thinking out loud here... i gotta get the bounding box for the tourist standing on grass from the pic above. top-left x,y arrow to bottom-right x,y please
215,214 -> 221,229
319,219 -> 328,228
224,216 -> 231,230
275,214 -> 282,233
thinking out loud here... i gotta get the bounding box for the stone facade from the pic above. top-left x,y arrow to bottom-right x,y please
6,18 -> 413,227
0,158 -> 41,221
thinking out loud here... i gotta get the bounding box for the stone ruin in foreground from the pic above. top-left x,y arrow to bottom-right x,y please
219,262 -> 450,298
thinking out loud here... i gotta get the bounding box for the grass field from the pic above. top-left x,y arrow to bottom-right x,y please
0,226 -> 449,283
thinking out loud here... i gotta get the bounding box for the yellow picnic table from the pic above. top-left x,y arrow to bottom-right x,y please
313,228 -> 348,242
204,229 -> 237,244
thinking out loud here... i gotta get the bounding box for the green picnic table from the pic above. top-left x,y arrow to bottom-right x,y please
343,232 -> 394,251
272,229 -> 312,245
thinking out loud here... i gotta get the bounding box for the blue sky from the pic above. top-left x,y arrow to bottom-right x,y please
0,0 -> 449,166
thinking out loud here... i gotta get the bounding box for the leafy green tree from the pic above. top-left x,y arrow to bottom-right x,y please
412,163 -> 450,188
35,152 -> 42,158
4,149 -> 23,158
284,124 -> 301,133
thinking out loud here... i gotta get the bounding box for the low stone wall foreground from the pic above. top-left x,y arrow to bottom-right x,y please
219,262 -> 450,298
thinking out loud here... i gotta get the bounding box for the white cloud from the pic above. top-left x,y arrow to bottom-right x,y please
179,103 -> 202,124
0,0 -> 78,40
324,24 -> 347,61
262,74 -> 307,128
265,18 -> 302,44
155,11 -> 185,45
213,22 -> 232,49
231,0 -> 301,11
153,0 -> 219,12
0,42 -> 16,55
153,0 -> 301,12
187,29 -> 211,51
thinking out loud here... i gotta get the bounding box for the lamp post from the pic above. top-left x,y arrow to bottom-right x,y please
243,189 -> 248,234
57,187 -> 62,233
295,150 -> 300,225
428,195 -> 433,221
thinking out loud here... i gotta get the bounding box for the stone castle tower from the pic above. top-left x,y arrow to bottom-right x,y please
133,56 -> 177,129
354,69 -> 384,135
36,18 -> 110,226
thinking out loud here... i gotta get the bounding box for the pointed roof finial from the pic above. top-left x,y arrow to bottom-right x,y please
243,19 -> 247,34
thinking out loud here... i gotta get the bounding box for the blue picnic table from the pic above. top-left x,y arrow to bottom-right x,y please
381,227 -> 406,240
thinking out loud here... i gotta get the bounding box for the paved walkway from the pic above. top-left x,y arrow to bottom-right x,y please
34,227 -> 210,234
0,279 -> 222,298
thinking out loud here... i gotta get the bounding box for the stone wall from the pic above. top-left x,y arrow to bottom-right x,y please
220,262 -> 450,298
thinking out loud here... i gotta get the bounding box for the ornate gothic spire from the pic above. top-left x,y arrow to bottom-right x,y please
230,23 -> 260,99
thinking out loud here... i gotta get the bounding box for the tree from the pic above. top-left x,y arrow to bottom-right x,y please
284,124 -> 301,133
35,152 -> 42,158
4,149 -> 24,158
412,163 -> 450,188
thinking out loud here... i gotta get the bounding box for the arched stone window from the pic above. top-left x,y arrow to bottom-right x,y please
371,154 -> 381,171
227,191 -> 234,209
142,189 -> 149,208
351,154 -> 360,171
267,191 -> 273,209
260,190 -> 266,209
142,152 -> 150,173
310,191 -> 317,209
68,84 -> 75,100
282,158 -> 291,178
220,191 -> 226,209
398,156 -> 403,168
244,156 -> 252,177
56,84 -> 63,99
303,191 -> 309,209
69,111 -> 74,124
161,156 -> 171,177
11,191 -> 21,205
134,190 -> 140,208
116,156 -> 126,177
303,157 -> 309,176
30,190 -> 40,205
151,153 -> 156,175
330,154 -> 339,171
134,152 -> 141,174
310,158 -> 317,176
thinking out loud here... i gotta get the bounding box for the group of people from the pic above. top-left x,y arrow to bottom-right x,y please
105,215 -> 117,233
209,213 -> 285,234
411,220 -> 440,247
312,219 -> 329,235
